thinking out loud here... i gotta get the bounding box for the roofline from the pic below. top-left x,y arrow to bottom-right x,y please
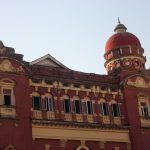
30,54 -> 69,69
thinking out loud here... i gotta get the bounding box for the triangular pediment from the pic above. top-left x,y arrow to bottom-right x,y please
30,54 -> 68,69
3,145 -> 17,150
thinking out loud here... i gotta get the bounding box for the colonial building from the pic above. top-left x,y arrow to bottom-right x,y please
0,22 -> 150,150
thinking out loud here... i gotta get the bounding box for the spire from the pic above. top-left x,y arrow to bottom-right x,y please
114,18 -> 127,33
118,17 -> 120,24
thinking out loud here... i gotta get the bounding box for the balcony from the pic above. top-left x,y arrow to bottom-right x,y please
32,110 -> 55,120
113,117 -> 121,125
64,113 -> 72,121
0,105 -> 16,118
87,115 -> 94,123
76,114 -> 83,122
102,116 -> 110,124
47,112 -> 55,120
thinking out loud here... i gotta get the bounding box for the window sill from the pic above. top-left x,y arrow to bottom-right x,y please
0,105 -> 16,118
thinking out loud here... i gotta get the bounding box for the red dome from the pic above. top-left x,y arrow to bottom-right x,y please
105,32 -> 141,52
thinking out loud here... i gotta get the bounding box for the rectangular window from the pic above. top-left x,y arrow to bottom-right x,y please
33,96 -> 41,110
141,102 -> 149,117
75,100 -> 82,114
3,89 -> 12,106
87,101 -> 93,114
100,103 -> 109,116
64,99 -> 70,113
112,104 -> 121,117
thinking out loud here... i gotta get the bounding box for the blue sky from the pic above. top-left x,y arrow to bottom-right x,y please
0,0 -> 150,74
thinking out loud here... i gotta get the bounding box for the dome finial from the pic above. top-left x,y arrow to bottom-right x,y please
118,17 -> 121,24
114,19 -> 127,33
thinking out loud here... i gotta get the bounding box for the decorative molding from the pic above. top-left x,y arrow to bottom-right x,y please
127,77 -> 150,88
0,60 -> 24,73
3,145 -> 17,150
76,145 -> 89,150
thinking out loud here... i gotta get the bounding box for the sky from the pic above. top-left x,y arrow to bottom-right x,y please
0,0 -> 150,74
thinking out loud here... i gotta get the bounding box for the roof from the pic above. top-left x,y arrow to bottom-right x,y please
30,54 -> 69,69
105,32 -> 141,52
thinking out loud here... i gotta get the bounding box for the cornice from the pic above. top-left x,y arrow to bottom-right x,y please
31,119 -> 129,130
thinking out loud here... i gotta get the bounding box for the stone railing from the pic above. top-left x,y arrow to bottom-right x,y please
32,110 -> 56,120
47,112 -> 55,120
64,113 -> 72,121
113,117 -> 121,125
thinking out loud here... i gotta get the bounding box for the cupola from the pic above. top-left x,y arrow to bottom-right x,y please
104,20 -> 146,75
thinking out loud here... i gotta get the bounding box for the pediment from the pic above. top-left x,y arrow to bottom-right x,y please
126,76 -> 150,88
30,54 -> 68,69
2,145 -> 17,150
35,59 -> 60,67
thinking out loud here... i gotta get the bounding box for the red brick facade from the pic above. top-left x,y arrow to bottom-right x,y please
0,23 -> 150,150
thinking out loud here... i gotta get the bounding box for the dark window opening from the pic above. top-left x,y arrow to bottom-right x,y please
141,103 -> 149,117
112,104 -> 120,116
4,95 -> 11,106
33,96 -> 41,110
87,101 -> 93,114
101,103 -> 109,116
75,100 -> 82,114
64,99 -> 70,113
3,89 -> 12,106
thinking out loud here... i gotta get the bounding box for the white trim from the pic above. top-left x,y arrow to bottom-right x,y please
76,145 -> 89,150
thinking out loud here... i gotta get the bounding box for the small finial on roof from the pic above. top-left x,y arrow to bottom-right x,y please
118,17 -> 120,24
114,18 -> 127,33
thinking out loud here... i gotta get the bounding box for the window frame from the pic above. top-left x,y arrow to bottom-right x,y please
100,102 -> 109,116
112,103 -> 121,117
87,100 -> 93,115
42,95 -> 55,112
74,99 -> 82,114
